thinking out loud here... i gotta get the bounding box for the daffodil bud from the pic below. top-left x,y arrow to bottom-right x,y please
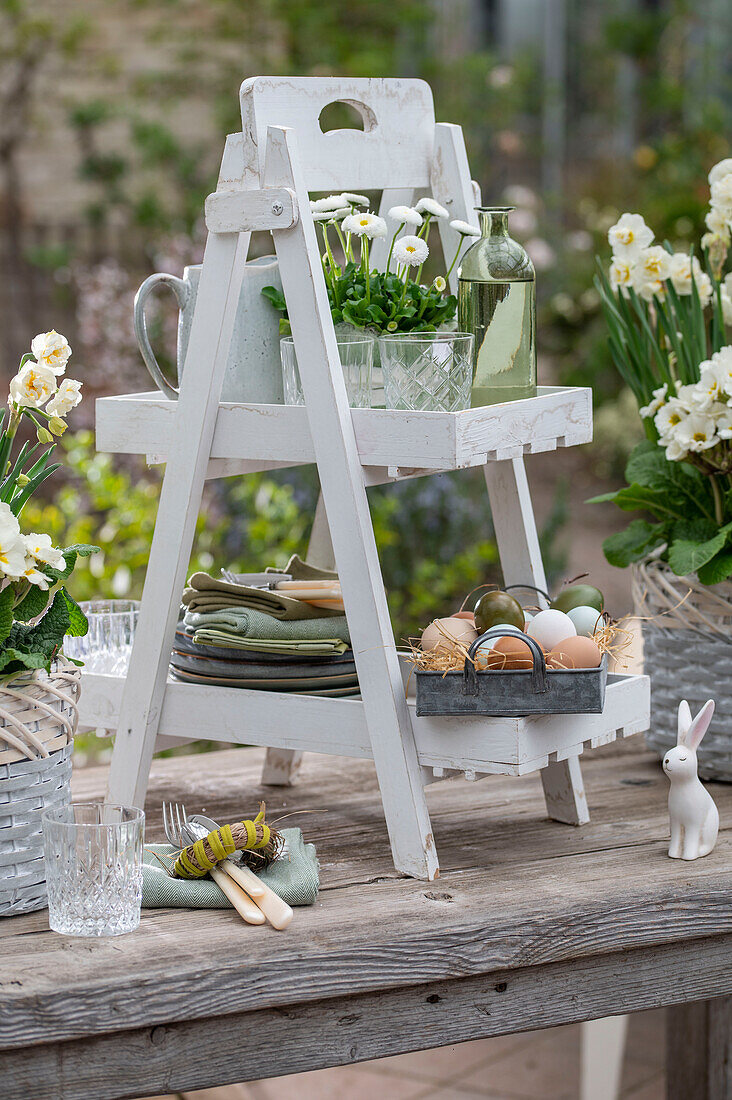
48,416 -> 67,436
37,427 -> 53,445
15,474 -> 29,488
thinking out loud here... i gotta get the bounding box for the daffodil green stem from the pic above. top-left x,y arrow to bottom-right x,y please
385,224 -> 404,274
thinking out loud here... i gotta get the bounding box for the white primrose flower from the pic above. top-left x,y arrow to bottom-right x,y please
691,366 -> 726,410
392,235 -> 429,267
30,330 -> 71,376
703,344 -> 732,397
607,213 -> 653,259
609,257 -> 634,295
0,503 -> 27,581
46,378 -> 82,418
416,198 -> 449,219
449,219 -> 481,237
639,384 -> 668,419
387,205 -> 423,227
20,557 -> 52,590
9,362 -> 57,409
341,212 -> 388,239
22,533 -> 65,570
311,195 -> 348,212
340,193 -> 370,207
665,435 -> 688,462
654,398 -> 688,440
709,159 -> 732,186
676,413 -> 720,452
710,176 -> 732,219
715,406 -> 732,439
631,245 -> 671,301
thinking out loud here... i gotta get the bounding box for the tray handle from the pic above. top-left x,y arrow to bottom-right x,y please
463,626 -> 548,697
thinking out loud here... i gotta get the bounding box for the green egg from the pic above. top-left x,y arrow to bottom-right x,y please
474,591 -> 525,635
550,584 -> 604,615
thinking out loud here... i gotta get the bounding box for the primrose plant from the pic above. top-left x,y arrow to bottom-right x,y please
0,331 -> 97,674
263,194 -> 479,336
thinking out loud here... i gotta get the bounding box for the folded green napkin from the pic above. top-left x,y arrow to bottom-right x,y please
184,606 -> 350,644
267,554 -> 338,582
190,630 -> 348,656
143,828 -> 319,908
183,572 -> 342,620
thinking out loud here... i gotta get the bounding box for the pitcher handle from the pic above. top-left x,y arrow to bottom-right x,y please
133,272 -> 190,400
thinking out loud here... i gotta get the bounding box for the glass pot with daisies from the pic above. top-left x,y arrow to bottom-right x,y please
262,194 -> 480,410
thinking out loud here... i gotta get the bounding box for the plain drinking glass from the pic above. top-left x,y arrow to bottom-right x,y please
281,332 -> 374,407
378,332 -> 474,412
63,599 -> 139,675
42,803 -> 144,937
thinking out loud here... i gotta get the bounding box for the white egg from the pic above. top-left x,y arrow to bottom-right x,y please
526,609 -> 576,651
566,605 -> 604,638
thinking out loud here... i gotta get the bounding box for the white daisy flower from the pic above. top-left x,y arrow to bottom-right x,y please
631,245 -> 671,301
449,219 -> 481,237
311,195 -> 348,212
709,159 -> 732,186
340,193 -> 370,207
46,378 -> 82,418
676,412 -> 719,452
387,205 -> 423,227
711,176 -> 732,219
609,257 -> 634,295
22,533 -> 65,570
432,276 -> 446,292
312,208 -> 349,223
416,198 -> 449,219
30,330 -> 71,376
607,213 -> 654,259
639,384 -> 668,419
392,235 -> 429,267
9,363 -> 57,409
341,212 -> 388,239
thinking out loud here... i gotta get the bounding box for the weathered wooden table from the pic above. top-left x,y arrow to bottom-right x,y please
0,745 -> 730,1100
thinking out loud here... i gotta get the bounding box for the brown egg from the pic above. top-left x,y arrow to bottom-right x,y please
475,634 -> 535,671
547,634 -> 602,670
421,616 -> 478,656
453,610 -> 476,623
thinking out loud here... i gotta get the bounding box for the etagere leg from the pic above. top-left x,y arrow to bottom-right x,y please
667,996 -> 732,1100
484,458 -> 591,825
266,126 -> 439,880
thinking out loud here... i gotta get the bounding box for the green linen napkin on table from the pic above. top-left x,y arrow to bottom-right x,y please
187,631 -> 348,657
182,572 -> 342,620
266,554 -> 338,582
142,828 -> 319,908
184,607 -> 350,644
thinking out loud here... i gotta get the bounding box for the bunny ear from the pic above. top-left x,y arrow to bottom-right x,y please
677,699 -> 693,744
687,700 -> 715,750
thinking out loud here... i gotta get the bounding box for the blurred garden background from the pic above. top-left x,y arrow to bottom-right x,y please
2,0 -> 732,701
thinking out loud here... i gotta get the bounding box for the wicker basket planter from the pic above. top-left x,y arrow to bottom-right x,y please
0,663 -> 81,916
632,558 -> 732,781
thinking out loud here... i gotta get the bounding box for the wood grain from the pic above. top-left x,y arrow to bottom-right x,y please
667,996 -> 732,1100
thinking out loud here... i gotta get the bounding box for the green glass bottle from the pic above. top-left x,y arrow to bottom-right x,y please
457,206 -> 536,406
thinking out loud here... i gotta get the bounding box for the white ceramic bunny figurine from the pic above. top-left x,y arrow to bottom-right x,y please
662,699 -> 719,860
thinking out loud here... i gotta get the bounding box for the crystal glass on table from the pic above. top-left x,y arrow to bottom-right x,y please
63,599 -> 139,675
42,803 -> 144,936
377,332 -> 474,412
281,330 -> 374,408
457,206 -> 536,406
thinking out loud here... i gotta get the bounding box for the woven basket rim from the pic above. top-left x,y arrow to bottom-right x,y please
632,557 -> 732,641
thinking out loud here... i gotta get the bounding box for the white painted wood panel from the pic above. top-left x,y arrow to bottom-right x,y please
204,186 -> 297,233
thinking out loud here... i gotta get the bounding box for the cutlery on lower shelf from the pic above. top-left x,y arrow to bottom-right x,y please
162,801 -> 265,925
188,812 -> 294,931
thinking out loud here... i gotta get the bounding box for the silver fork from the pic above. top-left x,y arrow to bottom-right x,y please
162,801 -> 264,925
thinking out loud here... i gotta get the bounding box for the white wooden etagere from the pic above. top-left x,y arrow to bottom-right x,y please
90,77 -> 650,880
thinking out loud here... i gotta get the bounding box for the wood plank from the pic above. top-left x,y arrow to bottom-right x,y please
2,937 -> 731,1100
667,996 -> 732,1100
94,386 -> 592,471
204,186 -> 297,233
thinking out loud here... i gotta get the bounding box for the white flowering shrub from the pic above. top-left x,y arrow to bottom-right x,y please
593,159 -> 732,584
0,333 -> 97,673
262,194 -> 479,335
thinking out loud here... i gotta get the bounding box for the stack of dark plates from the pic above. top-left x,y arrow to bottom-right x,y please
170,623 -> 360,696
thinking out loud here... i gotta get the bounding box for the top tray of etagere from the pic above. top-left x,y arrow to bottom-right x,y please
95,385 -> 592,478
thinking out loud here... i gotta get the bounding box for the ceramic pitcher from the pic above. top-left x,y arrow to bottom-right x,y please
133,255 -> 284,403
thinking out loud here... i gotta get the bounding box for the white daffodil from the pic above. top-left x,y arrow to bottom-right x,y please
9,362 -> 57,408
449,219 -> 481,237
676,413 -> 719,452
387,205 -> 423,227
631,245 -> 671,301
668,253 -> 700,295
609,257 -> 634,295
0,504 -> 27,581
311,195 -> 348,212
709,159 -> 732,186
655,399 -> 688,440
30,330 -> 71,376
639,384 -> 668,419
721,288 -> 732,327
20,557 -> 51,590
393,235 -> 429,267
340,193 -> 370,207
705,205 -> 731,239
46,378 -> 82,418
341,212 -> 387,239
607,213 -> 654,259
710,176 -> 732,219
22,532 -> 65,570
416,198 -> 449,219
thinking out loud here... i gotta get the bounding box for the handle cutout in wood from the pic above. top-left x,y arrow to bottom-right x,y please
318,99 -> 377,135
